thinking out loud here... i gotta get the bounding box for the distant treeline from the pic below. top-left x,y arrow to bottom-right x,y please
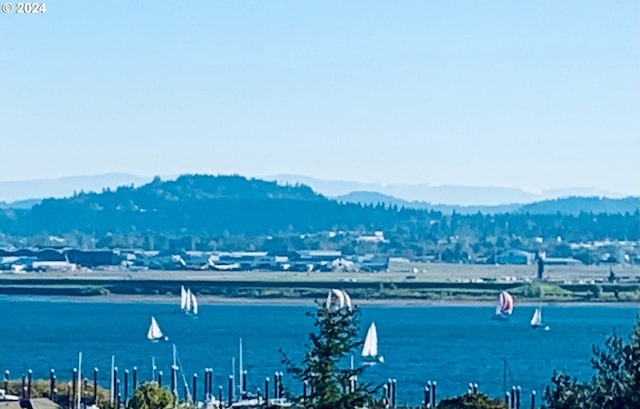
0,175 -> 637,258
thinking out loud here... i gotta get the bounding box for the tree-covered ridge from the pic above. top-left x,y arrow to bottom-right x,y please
0,175 -> 637,254
519,196 -> 639,215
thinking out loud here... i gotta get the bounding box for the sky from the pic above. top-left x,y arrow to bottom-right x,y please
1,1 -> 638,194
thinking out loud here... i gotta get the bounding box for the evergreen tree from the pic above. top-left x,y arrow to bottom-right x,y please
280,302 -> 385,409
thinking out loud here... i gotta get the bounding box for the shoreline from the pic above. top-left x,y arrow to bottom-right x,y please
1,293 -> 638,307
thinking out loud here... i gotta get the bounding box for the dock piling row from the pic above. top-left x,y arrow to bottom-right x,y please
0,366 -> 543,409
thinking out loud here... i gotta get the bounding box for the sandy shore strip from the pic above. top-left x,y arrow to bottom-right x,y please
0,293 -> 637,308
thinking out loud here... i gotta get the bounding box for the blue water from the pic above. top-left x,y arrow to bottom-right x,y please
0,296 -> 637,405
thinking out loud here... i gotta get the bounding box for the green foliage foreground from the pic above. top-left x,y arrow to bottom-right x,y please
543,314 -> 640,409
127,382 -> 175,409
436,393 -> 507,409
281,302 -> 385,409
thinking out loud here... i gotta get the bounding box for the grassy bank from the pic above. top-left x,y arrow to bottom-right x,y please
0,276 -> 637,303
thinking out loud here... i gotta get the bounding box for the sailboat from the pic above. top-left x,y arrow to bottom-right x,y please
361,322 -> 384,365
530,303 -> 550,331
492,291 -> 514,321
326,289 -> 352,310
180,286 -> 188,311
190,291 -> 198,315
180,287 -> 198,315
147,316 -> 168,341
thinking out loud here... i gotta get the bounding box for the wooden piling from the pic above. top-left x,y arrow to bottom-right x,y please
71,369 -> 77,408
132,366 -> 137,390
391,379 -> 397,408
204,369 -> 209,399
124,370 -> 129,406
158,371 -> 162,387
531,390 -> 536,409
273,372 -> 279,399
424,386 -> 430,408
192,373 -> 197,402
265,377 -> 270,402
228,375 -> 233,407
171,366 -> 177,397
50,369 -> 56,399
516,386 -> 521,409
27,370 -> 32,400
208,369 -> 213,399
431,381 -> 437,407
242,370 -> 247,395
116,379 -> 120,407
505,392 -> 511,409
113,367 -> 118,400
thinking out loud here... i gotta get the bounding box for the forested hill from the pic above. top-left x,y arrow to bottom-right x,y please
0,175 -> 414,236
335,191 -> 639,215
0,175 -> 637,244
519,196 -> 639,215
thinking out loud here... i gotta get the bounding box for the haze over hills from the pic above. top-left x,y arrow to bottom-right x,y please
335,191 -> 639,215
0,175 -> 636,245
0,173 -> 154,203
268,174 -> 629,206
0,173 -> 634,212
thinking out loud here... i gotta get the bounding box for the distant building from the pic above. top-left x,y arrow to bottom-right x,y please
544,257 -> 583,266
356,231 -> 387,243
496,250 -> 534,265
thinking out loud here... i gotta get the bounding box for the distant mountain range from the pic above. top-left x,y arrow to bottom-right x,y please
268,174 -> 629,206
0,173 -> 636,214
0,173 -> 154,203
334,191 -> 639,215
0,175 -> 635,244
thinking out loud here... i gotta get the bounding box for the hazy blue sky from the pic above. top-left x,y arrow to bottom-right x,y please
1,1 -> 638,194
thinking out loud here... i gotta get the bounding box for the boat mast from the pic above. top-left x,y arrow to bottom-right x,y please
77,352 -> 83,409
239,337 -> 243,395
110,355 -> 115,405
172,344 -> 179,400
231,357 -> 236,402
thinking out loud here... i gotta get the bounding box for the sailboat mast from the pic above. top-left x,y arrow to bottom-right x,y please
77,352 -> 83,409
231,357 -> 236,402
110,356 -> 115,405
172,344 -> 179,400
239,337 -> 243,395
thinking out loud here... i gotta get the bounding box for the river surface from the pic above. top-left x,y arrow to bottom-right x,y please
0,296 -> 637,405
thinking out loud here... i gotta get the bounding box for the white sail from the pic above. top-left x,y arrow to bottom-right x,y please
326,289 -> 352,310
191,291 -> 198,315
180,286 -> 187,310
362,322 -> 378,357
530,308 -> 542,326
147,316 -> 164,340
326,289 -> 345,309
185,288 -> 192,313
498,291 -> 514,315
342,290 -> 352,309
